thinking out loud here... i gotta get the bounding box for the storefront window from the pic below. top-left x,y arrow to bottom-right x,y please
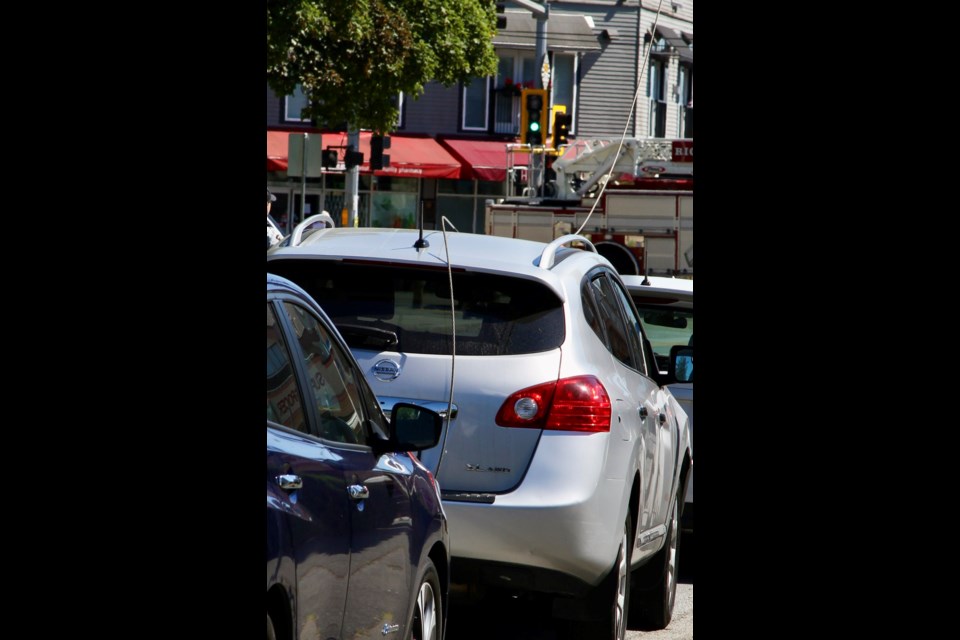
477,180 -> 506,196
437,195 -> 478,233
371,177 -> 418,228
438,179 -> 475,195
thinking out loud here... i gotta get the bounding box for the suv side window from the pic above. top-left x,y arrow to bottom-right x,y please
267,303 -> 308,432
609,277 -> 649,376
282,302 -> 368,446
587,273 -> 638,370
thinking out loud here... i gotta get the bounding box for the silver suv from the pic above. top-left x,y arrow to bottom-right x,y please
268,229 -> 692,638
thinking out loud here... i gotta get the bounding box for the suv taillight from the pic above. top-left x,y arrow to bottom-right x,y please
495,376 -> 611,432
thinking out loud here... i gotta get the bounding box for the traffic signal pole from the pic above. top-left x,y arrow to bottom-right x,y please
531,2 -> 548,199
346,124 -> 360,226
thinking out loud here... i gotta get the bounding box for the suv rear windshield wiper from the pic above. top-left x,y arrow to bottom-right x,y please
337,324 -> 399,349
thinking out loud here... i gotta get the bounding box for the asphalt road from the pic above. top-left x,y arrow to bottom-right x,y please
446,535 -> 694,640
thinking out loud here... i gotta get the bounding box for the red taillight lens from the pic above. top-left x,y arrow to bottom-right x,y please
495,376 -> 611,432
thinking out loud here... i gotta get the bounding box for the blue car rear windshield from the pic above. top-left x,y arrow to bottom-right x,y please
270,261 -> 565,356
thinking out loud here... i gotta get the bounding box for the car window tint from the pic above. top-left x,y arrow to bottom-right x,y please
610,278 -> 648,376
271,262 -> 565,356
282,302 -> 368,445
589,274 -> 637,370
267,303 -> 308,432
581,278 -> 605,345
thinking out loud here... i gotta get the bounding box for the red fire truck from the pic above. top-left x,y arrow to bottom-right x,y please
485,137 -> 693,276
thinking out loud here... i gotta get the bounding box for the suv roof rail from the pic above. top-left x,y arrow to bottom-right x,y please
538,234 -> 597,270
289,212 -> 336,247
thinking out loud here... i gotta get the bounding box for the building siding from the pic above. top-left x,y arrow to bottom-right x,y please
403,82 -> 462,135
267,1 -> 693,142
267,86 -> 282,127
564,3 -> 641,138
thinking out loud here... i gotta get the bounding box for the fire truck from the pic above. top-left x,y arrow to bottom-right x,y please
485,137 -> 693,276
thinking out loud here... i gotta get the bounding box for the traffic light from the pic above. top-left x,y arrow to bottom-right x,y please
344,145 -> 364,169
520,88 -> 547,146
371,134 -> 391,170
496,3 -> 507,29
553,112 -> 571,149
322,148 -> 338,169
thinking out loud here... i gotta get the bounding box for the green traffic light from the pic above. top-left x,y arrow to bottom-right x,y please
530,122 -> 540,132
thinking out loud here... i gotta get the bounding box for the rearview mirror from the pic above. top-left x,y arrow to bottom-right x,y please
643,311 -> 688,329
390,402 -> 443,451
669,345 -> 694,383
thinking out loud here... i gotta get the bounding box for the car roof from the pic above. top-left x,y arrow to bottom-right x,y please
269,228 -> 613,299
267,272 -> 311,298
620,274 -> 693,295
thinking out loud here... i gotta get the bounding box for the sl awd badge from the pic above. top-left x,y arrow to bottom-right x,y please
372,359 -> 401,381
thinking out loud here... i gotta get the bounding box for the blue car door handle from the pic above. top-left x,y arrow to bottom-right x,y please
348,484 -> 370,500
276,474 -> 303,490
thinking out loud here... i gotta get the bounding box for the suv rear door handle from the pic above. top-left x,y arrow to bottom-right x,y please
276,474 -> 302,491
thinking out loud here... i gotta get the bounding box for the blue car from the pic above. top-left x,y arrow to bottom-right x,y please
267,273 -> 449,640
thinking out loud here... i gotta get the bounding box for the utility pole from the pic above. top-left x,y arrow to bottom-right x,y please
345,125 -> 360,227
509,1 -> 549,197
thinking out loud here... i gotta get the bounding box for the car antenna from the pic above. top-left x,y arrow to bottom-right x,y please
641,246 -> 651,285
433,216 -> 459,479
413,201 -> 429,249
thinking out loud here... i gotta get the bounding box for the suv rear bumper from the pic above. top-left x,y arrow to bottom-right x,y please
441,431 -> 631,590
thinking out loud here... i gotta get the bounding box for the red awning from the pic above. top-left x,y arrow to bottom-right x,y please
267,129 -> 462,179
439,138 -> 530,181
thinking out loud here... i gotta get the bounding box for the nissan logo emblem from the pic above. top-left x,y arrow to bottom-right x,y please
373,359 -> 401,381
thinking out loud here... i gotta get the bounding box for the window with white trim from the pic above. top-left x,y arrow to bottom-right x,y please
677,64 -> 693,137
551,54 -> 577,134
467,51 -> 578,135
462,77 -> 490,131
284,84 -> 309,123
648,56 -> 667,137
394,92 -> 405,130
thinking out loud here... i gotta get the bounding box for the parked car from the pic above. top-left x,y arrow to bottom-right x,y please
620,275 -> 693,535
268,229 -> 692,638
266,273 -> 449,640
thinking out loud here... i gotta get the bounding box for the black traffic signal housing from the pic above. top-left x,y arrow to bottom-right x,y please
322,148 -> 339,169
496,3 -> 507,29
552,112 -> 571,149
521,88 -> 548,146
371,134 -> 391,170
344,145 -> 364,169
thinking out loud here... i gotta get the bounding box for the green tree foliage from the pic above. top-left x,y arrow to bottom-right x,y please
267,0 -> 500,133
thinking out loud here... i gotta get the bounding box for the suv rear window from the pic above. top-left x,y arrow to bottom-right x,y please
270,261 -> 565,356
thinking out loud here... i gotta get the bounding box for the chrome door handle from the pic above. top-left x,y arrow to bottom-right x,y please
639,406 -> 648,419
348,484 -> 369,500
276,474 -> 302,491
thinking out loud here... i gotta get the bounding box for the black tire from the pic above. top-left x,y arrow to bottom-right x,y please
630,497 -> 680,630
559,513 -> 632,640
407,558 -> 443,640
266,612 -> 277,640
